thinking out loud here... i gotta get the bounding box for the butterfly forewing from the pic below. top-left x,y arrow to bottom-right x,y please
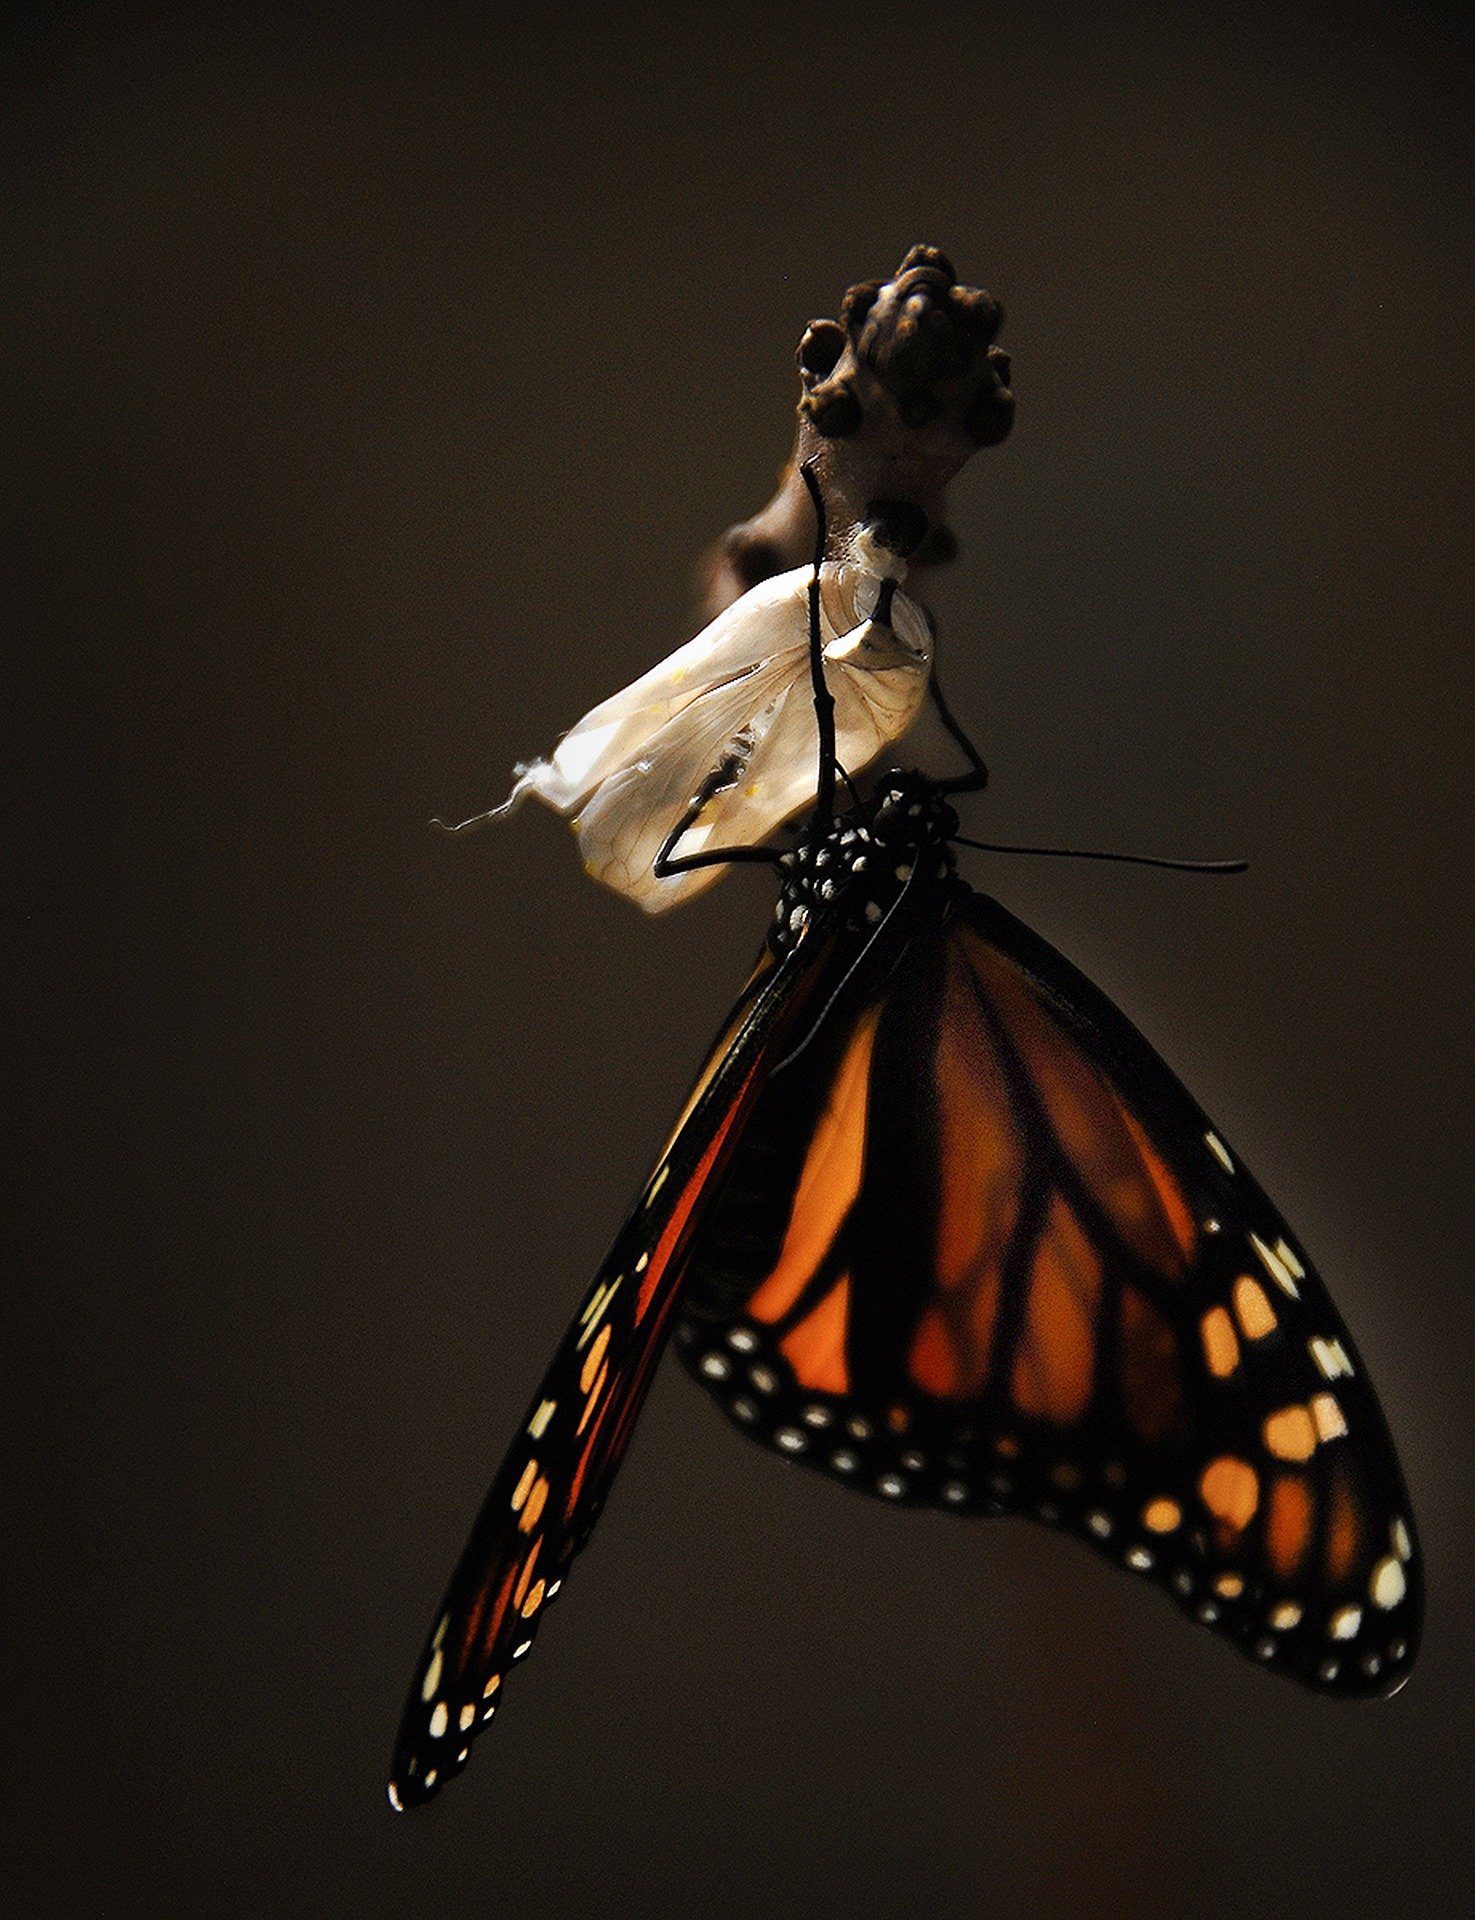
676,883 -> 1422,1697
389,942 -> 826,1810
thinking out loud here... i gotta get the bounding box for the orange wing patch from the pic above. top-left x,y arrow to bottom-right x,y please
1117,1104 -> 1197,1264
904,945 -> 1022,1399
748,1006 -> 880,1327
933,946 -> 1024,1298
1011,1195 -> 1101,1424
780,1274 -> 853,1394
1264,1404 -> 1318,1463
1200,1306 -> 1240,1378
1325,1467 -> 1361,1585
1266,1473 -> 1313,1578
959,932 -> 1196,1280
1200,1455 -> 1260,1541
908,1303 -> 963,1396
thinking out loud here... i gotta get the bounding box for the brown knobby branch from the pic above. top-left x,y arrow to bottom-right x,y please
699,244 -> 1014,619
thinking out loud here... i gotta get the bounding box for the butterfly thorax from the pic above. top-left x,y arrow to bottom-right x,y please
768,771 -> 959,958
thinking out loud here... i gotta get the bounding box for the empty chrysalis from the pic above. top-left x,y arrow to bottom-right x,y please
481,521 -> 933,911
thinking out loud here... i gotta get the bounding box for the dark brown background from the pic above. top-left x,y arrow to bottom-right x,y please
7,4 -> 1473,1915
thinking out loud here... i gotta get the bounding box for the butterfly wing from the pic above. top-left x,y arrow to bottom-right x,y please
389,938 -> 831,1809
676,885 -> 1422,1696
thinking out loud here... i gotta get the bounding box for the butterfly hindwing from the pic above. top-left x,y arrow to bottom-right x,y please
676,883 -> 1422,1697
389,942 -> 827,1809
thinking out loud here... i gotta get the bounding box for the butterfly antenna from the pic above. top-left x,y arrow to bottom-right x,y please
798,458 -> 838,830
954,836 -> 1247,876
835,759 -> 871,818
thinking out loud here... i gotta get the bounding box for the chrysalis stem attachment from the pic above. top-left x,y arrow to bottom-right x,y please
798,458 -> 838,832
655,455 -> 846,888
954,836 -> 1248,875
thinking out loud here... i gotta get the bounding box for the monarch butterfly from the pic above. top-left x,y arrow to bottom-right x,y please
457,517 -> 932,911
390,535 -> 1420,1810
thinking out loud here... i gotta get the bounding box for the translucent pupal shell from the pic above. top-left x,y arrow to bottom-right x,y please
505,561 -> 933,911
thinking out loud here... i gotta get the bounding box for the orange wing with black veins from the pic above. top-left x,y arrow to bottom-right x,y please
676,893 -> 1422,1697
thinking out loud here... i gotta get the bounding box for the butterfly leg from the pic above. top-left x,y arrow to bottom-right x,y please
928,665 -> 989,795
652,756 -> 787,879
835,760 -> 870,816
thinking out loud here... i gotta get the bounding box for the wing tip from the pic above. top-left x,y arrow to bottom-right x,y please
387,1750 -> 464,1812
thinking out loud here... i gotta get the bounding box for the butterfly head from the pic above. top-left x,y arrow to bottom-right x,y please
769,771 -> 959,957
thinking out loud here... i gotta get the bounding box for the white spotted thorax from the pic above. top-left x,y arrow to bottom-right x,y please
769,772 -> 960,957
495,541 -> 934,912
